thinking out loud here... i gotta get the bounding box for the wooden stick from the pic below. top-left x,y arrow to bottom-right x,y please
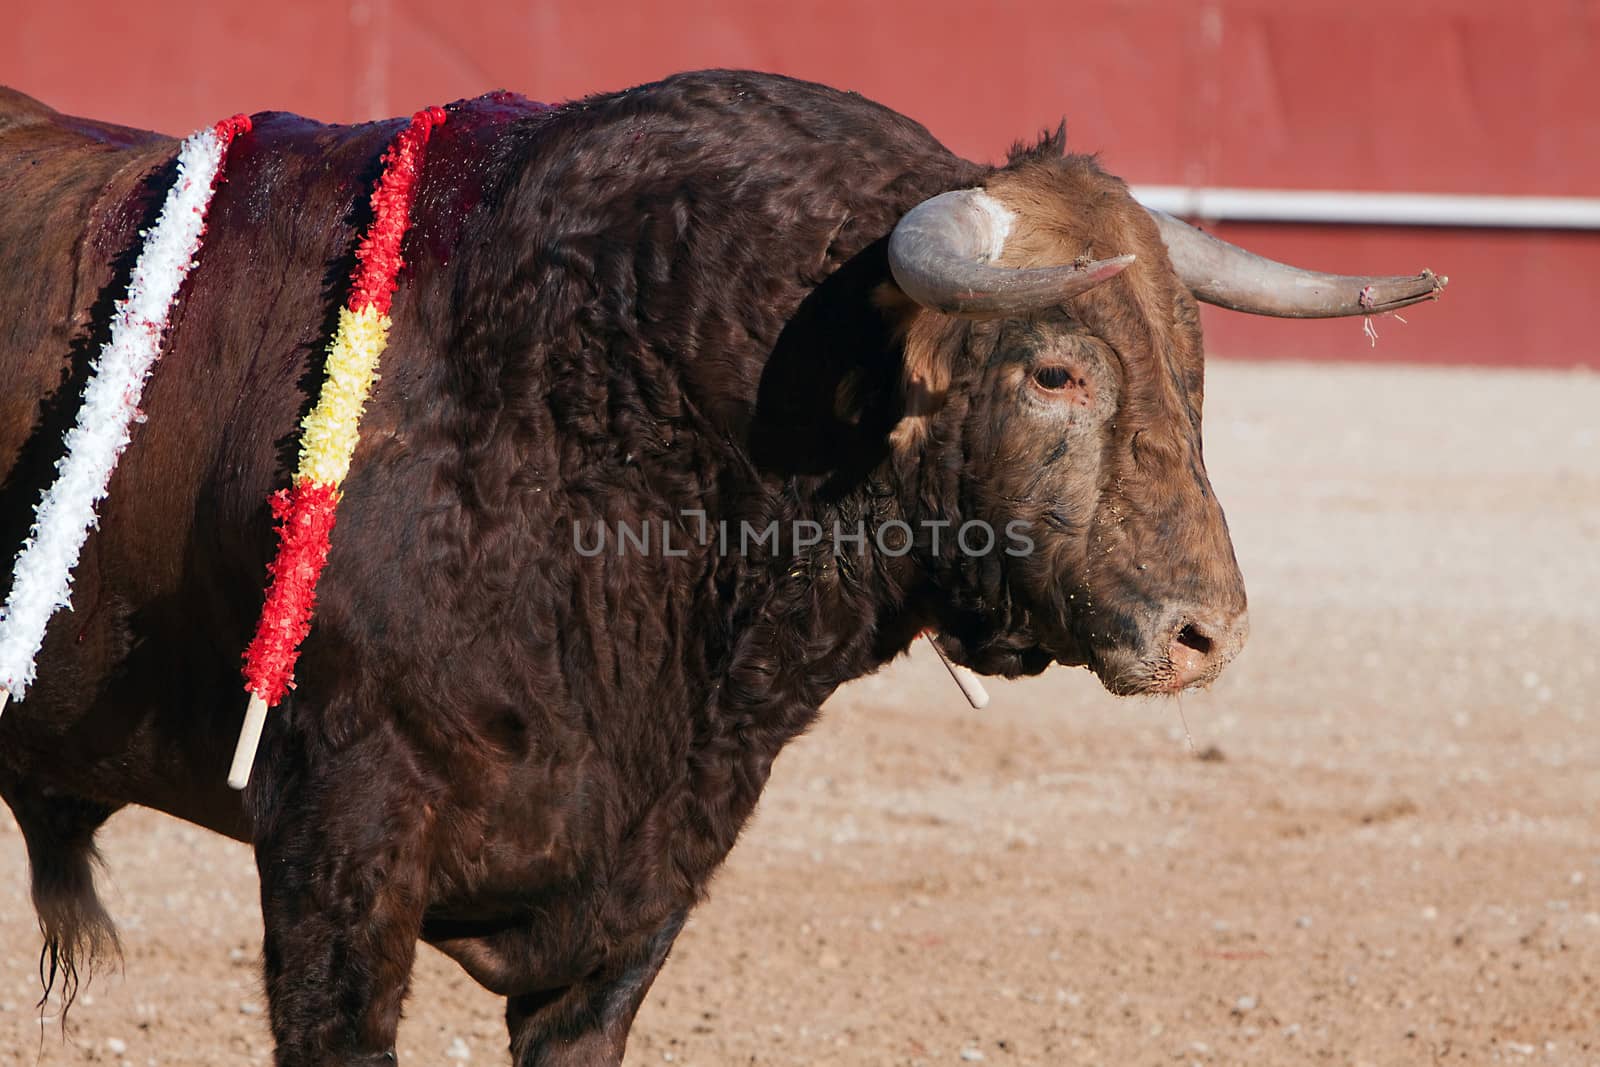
227,693 -> 268,790
923,633 -> 990,709
0,686 -> 9,719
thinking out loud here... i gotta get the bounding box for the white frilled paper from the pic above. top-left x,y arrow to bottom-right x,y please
0,124 -> 233,712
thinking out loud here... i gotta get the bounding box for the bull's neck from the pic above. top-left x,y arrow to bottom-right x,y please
747,474 -> 928,689
664,465 -> 928,872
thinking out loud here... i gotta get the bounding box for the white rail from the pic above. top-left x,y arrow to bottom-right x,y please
1133,186 -> 1600,230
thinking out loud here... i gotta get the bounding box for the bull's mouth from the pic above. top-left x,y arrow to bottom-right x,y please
1085,648 -> 1210,697
933,612 -> 1246,697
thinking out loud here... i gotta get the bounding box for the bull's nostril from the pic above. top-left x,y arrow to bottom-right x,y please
1175,623 -> 1213,658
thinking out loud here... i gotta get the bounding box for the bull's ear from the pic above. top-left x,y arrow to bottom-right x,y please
873,280 -> 967,450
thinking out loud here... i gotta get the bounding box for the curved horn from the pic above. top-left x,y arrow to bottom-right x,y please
889,189 -> 1134,317
1148,208 -> 1446,318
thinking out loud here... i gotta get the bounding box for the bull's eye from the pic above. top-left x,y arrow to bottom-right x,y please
1028,362 -> 1096,408
1032,366 -> 1074,391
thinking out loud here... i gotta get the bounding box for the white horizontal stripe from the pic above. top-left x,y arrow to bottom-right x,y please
1132,186 -> 1600,230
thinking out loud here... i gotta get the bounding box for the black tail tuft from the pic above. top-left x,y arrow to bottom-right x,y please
33,842 -> 122,1020
9,791 -> 122,1023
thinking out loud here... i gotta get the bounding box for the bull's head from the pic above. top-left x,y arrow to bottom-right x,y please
881,150 -> 1443,695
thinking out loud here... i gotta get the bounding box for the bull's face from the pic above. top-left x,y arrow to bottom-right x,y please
884,150 -> 1444,696
944,301 -> 1248,696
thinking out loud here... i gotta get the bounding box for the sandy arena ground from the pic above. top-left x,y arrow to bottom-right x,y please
3,359 -> 1598,1065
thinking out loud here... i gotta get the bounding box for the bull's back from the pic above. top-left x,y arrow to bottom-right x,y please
0,89 -> 175,481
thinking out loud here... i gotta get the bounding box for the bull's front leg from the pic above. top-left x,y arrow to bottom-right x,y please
251,736 -> 432,1066
506,911 -> 686,1067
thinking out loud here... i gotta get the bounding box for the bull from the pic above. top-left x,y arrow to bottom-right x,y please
0,70 -> 1442,1065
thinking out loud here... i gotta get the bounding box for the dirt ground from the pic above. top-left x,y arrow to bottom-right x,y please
3,359 -> 1598,1065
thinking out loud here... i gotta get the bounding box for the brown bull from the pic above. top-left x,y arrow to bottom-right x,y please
0,71 -> 1442,1065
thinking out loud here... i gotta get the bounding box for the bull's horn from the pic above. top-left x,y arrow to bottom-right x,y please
889,189 -> 1134,316
1147,208 -> 1447,318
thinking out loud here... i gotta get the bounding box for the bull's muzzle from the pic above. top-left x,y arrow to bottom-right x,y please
1086,602 -> 1250,696
1160,606 -> 1250,693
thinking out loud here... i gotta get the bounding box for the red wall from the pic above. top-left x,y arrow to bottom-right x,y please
7,1 -> 1598,367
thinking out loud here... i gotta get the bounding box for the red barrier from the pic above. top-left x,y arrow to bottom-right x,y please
6,1 -> 1596,367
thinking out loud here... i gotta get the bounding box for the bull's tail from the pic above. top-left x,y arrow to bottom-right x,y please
7,790 -> 122,1019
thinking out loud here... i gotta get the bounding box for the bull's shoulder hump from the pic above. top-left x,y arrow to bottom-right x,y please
0,86 -> 171,156
0,86 -> 57,132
